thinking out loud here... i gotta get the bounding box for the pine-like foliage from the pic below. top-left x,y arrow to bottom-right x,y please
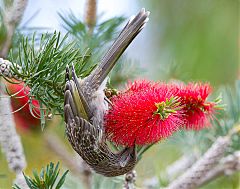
13,162 -> 69,189
4,32 -> 95,126
1,12 -> 139,127
59,12 -> 125,54
213,80 -> 240,151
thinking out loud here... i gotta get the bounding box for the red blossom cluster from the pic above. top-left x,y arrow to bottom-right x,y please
105,80 -> 218,147
6,81 -> 41,131
177,83 -> 216,130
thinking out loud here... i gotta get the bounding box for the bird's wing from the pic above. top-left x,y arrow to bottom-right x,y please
65,65 -> 93,121
64,80 -> 101,150
85,8 -> 150,91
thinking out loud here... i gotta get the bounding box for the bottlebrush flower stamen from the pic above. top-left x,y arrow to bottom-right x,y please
153,97 -> 181,120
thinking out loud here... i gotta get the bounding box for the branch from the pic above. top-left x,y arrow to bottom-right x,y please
197,151 -> 240,187
142,154 -> 197,189
166,154 -> 197,182
166,136 -> 230,189
14,173 -> 29,189
143,177 -> 159,189
0,0 -> 28,58
0,90 -> 27,188
0,1 -> 28,188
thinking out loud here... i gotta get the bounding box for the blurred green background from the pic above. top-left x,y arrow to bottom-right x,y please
140,0 -> 239,86
0,0 -> 239,188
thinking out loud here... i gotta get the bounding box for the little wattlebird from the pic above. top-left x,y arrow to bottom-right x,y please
64,8 -> 150,177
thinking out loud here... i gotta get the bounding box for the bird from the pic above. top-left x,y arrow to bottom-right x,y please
64,8 -> 150,177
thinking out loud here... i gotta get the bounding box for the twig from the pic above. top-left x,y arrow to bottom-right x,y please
123,170 -> 137,189
43,133 -> 92,189
0,58 -> 22,80
84,0 -> 97,34
166,136 -> 230,189
0,0 -> 28,58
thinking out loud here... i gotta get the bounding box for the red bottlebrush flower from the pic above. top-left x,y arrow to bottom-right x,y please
105,80 -> 184,147
177,82 -> 216,130
5,81 -> 41,130
125,79 -> 154,93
